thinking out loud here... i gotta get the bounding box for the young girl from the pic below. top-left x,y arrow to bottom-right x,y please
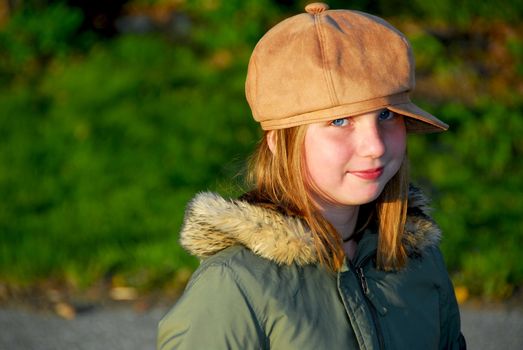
158,3 -> 466,349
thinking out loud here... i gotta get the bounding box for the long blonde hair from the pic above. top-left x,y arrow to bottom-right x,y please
246,126 -> 409,271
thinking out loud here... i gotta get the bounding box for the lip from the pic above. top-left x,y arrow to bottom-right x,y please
349,167 -> 384,180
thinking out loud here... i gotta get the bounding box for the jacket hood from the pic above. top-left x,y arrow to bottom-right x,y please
180,187 -> 441,265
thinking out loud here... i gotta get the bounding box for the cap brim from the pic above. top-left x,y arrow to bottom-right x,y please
388,102 -> 448,133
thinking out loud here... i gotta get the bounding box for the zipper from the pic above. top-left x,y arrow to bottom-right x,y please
353,260 -> 385,350
357,267 -> 369,294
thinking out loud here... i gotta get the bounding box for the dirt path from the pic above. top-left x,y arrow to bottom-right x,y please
1,304 -> 522,349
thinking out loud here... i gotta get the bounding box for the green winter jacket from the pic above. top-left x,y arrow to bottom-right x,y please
158,189 -> 466,350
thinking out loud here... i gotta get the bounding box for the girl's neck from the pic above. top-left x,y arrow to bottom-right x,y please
319,205 -> 359,241
314,197 -> 360,259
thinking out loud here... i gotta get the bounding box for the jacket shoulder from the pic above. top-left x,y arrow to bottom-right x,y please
158,246 -> 269,350
188,245 -> 264,287
190,244 -> 313,293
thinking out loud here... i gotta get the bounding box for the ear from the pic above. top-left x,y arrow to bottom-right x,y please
266,130 -> 277,154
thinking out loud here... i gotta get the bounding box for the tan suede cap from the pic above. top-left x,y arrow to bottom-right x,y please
245,2 -> 448,133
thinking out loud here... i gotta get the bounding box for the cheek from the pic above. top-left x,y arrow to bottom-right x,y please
304,140 -> 327,180
304,131 -> 346,188
385,122 -> 407,158
305,135 -> 355,172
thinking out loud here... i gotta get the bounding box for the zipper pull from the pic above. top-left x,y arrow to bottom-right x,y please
357,267 -> 369,295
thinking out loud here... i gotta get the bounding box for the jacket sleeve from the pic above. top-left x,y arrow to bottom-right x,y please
431,247 -> 467,350
157,262 -> 267,350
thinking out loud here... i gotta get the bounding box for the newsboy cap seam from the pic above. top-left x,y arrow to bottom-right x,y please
314,13 -> 339,107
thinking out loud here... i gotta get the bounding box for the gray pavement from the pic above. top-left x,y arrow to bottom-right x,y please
0,304 -> 165,350
461,306 -> 523,349
0,304 -> 522,349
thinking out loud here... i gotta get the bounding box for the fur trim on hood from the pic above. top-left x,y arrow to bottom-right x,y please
180,187 -> 441,265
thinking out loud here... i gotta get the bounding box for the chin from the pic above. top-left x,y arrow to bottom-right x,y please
345,187 -> 384,205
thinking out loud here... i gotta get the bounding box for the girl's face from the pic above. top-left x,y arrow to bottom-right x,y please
304,109 -> 406,208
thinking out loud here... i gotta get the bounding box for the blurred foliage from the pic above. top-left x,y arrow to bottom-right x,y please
0,0 -> 260,291
0,0 -> 522,300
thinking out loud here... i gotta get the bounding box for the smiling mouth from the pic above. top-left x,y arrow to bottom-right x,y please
349,167 -> 384,180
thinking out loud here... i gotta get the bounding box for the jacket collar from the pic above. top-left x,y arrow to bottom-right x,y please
180,187 -> 441,266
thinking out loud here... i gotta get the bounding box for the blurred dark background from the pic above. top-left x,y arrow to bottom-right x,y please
0,0 -> 522,304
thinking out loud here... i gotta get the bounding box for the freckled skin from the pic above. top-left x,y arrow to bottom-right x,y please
304,109 -> 407,209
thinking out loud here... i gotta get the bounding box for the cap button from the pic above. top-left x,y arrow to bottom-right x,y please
305,2 -> 330,15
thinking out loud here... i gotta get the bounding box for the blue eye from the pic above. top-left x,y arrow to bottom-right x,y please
331,118 -> 349,127
378,109 -> 394,121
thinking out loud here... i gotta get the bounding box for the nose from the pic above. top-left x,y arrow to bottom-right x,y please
355,119 -> 385,159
